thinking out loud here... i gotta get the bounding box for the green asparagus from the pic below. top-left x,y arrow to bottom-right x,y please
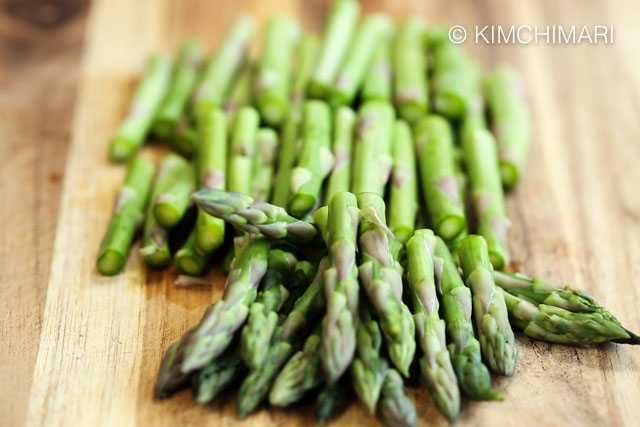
362,37 -> 392,102
251,128 -> 279,203
223,63 -> 253,122
392,19 -> 428,122
316,377 -> 351,423
97,156 -> 155,275
378,369 -> 418,427
152,153 -> 195,228
458,235 -> 517,375
169,116 -> 198,157
192,345 -> 246,403
154,327 -> 196,398
175,230 -> 211,276
228,106 -> 260,195
109,54 -> 172,162
325,106 -> 357,204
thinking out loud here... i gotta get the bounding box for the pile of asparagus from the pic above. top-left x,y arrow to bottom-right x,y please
96,1 -> 639,424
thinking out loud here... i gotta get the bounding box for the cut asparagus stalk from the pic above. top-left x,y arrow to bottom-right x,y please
307,0 -> 360,99
392,18 -> 428,122
362,36 -> 393,102
325,106 -> 357,202
414,115 -> 467,241
330,14 -> 393,106
405,229 -> 460,421
251,128 -> 279,203
458,235 -> 517,376
357,193 -> 416,376
228,106 -> 260,195
152,154 -> 195,228
255,16 -> 301,125
223,62 -> 254,123
271,34 -> 320,207
387,120 -> 418,244
109,54 -> 172,161
169,116 -> 198,157
378,369 -> 418,427
192,345 -> 246,404
174,230 -> 212,276
180,234 -> 270,373
433,236 -> 501,400
192,16 -> 254,114
485,66 -> 531,188
463,128 -> 510,270
97,156 -> 155,275
153,39 -> 205,138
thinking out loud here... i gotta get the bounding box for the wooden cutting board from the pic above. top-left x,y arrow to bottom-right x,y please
14,0 -> 640,425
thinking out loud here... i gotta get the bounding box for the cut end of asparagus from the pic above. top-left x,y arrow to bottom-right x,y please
196,229 -> 225,254
289,194 -> 315,218
97,249 -> 125,276
140,247 -> 171,269
489,251 -> 506,271
154,203 -> 181,228
499,160 -> 519,189
392,225 -> 414,245
175,252 -> 205,276
307,80 -> 331,100
437,215 -> 466,241
108,137 -> 134,162
434,93 -> 465,118
152,119 -> 175,140
258,96 -> 287,126
397,100 -> 426,123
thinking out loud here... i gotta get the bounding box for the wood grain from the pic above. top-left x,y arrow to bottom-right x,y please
2,0 -> 640,425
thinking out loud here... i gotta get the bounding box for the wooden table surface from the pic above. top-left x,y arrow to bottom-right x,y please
2,0 -> 640,425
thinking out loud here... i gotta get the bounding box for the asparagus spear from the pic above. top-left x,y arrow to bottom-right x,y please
431,42 -> 482,119
357,193 -> 416,376
351,305 -> 388,414
433,236 -> 501,400
152,154 -> 196,228
169,117 -> 198,157
316,377 -> 352,423
269,326 -> 323,406
237,257 -> 330,417
255,16 -> 300,125
388,120 -> 418,244
351,101 -> 395,196
223,63 -> 253,122
493,271 -> 639,344
308,0 -> 360,99
325,106 -> 357,203
109,54 -> 172,162
485,66 -> 531,188
192,16 -> 254,114
192,345 -> 246,404
97,156 -> 155,275
271,34 -> 320,207
241,249 -> 297,369
319,192 -> 360,383
251,128 -> 279,203
463,128 -> 510,270
174,231 -> 211,276
289,100 -> 334,217
281,260 -> 318,315
180,234 -> 270,373
192,189 -> 322,249
378,369 -> 418,427
405,229 -> 460,421
330,14 -> 393,106
228,106 -> 260,195
414,115 -> 467,241
458,235 -> 517,375
362,37 -> 392,102
154,327 -> 196,398
152,39 -> 205,139
392,19 -> 428,123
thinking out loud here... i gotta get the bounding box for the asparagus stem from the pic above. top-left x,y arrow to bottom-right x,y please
493,271 -> 640,344
405,229 -> 460,421
362,36 -> 393,102
269,326 -> 323,406
241,249 -> 297,370
433,236 -> 501,400
192,16 -> 254,114
271,34 -> 320,208
463,128 -> 510,270
320,192 -> 360,383
152,153 -> 196,228
281,260 -> 318,315
255,16 -> 301,125
289,100 -> 334,217
308,0 -> 360,99
154,327 -> 196,398
175,230 -> 211,276
315,377 -> 352,423
330,14 -> 393,106
387,120 -> 418,244
223,62 -> 254,123
392,19 -> 428,123
180,234 -> 270,373
351,305 -> 388,414
378,369 -> 418,427
351,101 -> 395,196
357,193 -> 416,376
228,106 -> 260,195
237,258 -> 330,417
251,128 -> 279,203
191,345 -> 246,404
458,235 -> 517,375
97,156 -> 155,275
485,66 -> 531,188
153,39 -> 205,139
325,106 -> 357,202
169,116 -> 198,157
109,54 -> 172,162
414,115 -> 467,241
